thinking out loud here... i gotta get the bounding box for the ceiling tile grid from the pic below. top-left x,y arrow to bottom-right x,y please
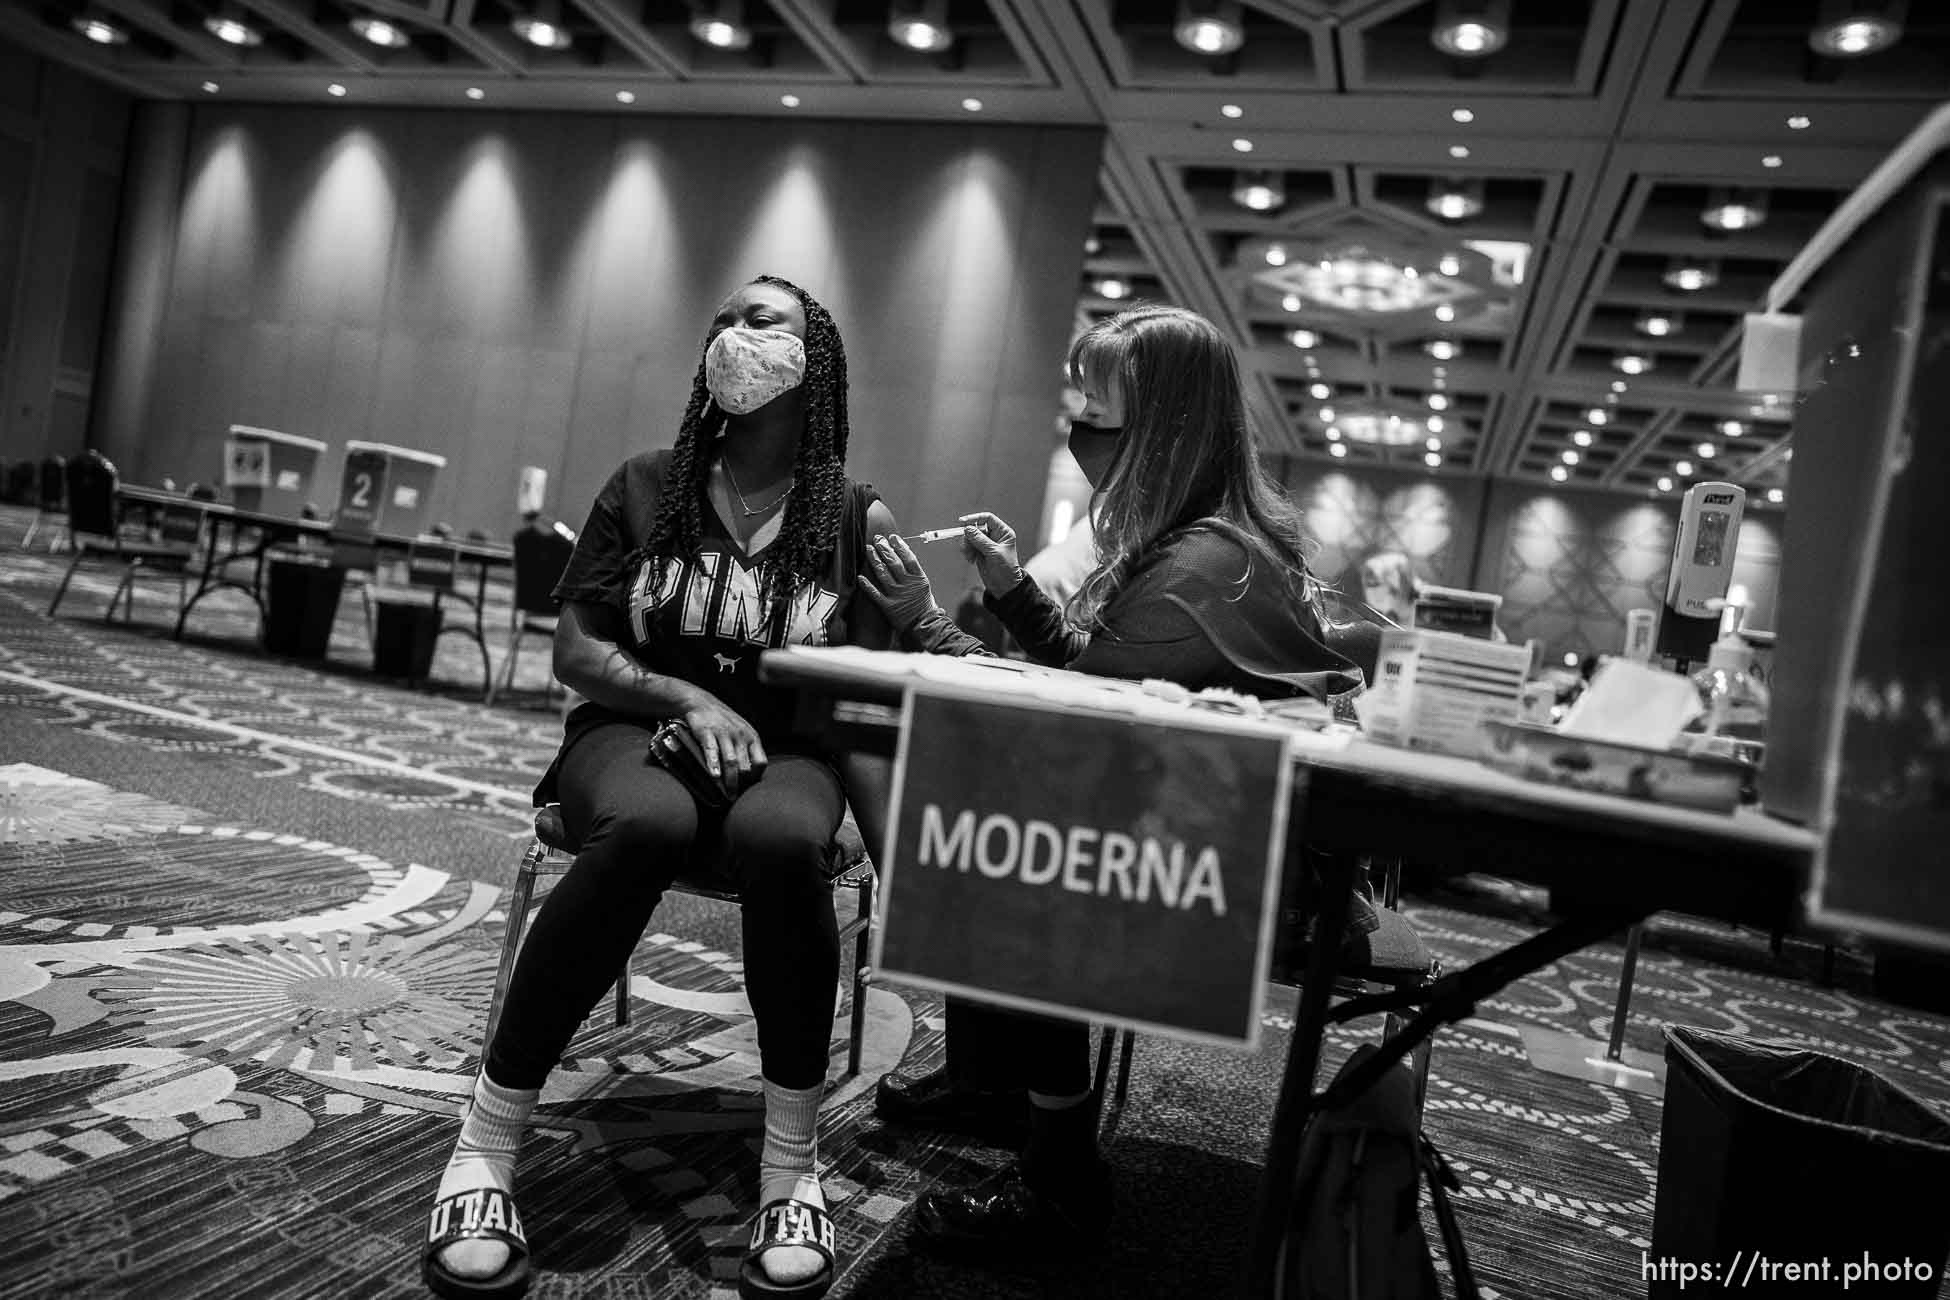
10,0 -> 1947,510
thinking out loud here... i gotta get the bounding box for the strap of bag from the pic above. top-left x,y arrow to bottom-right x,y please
1419,1132 -> 1480,1300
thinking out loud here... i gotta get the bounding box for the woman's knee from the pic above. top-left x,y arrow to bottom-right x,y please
723,822 -> 831,895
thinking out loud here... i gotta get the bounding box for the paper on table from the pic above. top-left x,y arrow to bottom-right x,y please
1558,659 -> 1703,749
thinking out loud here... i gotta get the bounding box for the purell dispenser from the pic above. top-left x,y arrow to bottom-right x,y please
1654,481 -> 1745,671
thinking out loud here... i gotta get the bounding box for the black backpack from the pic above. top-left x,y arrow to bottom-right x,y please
1283,1044 -> 1478,1300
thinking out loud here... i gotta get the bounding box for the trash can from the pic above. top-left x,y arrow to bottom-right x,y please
1650,1027 -> 1950,1297
263,557 -> 345,659
370,595 -> 441,681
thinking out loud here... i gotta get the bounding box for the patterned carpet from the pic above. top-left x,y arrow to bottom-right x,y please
3,506 -> 1948,1300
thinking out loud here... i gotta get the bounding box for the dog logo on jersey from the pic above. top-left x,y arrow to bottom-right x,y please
713,653 -> 739,673
628,551 -> 841,650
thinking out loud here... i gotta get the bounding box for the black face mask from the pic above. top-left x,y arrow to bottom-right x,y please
1067,421 -> 1124,489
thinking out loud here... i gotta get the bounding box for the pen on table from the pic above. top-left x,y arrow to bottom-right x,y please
901,527 -> 968,543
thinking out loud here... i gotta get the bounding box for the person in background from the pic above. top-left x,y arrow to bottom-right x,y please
1357,549 -> 1416,627
855,304 -> 1367,1266
418,275 -> 965,1300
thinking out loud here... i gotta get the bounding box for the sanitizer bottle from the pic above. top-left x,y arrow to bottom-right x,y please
1683,621 -> 1770,760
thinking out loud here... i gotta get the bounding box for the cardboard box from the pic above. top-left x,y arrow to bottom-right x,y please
335,441 -> 448,538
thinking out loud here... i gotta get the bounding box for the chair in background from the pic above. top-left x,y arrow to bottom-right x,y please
47,451 -> 200,622
1092,853 -> 1439,1143
484,804 -> 879,1079
22,456 -> 68,551
486,519 -> 576,707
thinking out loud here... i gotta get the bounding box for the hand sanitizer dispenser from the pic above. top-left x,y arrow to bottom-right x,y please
1655,481 -> 1746,670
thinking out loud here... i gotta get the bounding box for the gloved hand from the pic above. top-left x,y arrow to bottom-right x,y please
859,534 -> 940,631
957,512 -> 1025,597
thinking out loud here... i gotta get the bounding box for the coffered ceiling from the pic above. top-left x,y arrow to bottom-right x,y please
8,0 -> 1947,508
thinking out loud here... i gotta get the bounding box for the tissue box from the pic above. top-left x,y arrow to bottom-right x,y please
1481,722 -> 1750,812
1356,629 -> 1531,759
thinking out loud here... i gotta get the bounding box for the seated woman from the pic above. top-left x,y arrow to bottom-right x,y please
420,275 -> 963,1300
856,304 -> 1366,1264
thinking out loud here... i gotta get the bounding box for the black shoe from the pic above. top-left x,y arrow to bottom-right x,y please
913,1161 -> 1112,1263
874,1065 -> 1029,1143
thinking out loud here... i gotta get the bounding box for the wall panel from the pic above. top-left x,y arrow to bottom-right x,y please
99,104 -> 1101,555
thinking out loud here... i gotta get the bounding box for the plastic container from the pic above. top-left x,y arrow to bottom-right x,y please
263,556 -> 345,659
223,426 -> 327,518
335,441 -> 447,538
1679,624 -> 1770,765
1650,1027 -> 1950,1298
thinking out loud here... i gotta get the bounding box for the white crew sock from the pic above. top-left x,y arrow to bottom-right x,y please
432,1073 -> 538,1281
755,1078 -> 827,1287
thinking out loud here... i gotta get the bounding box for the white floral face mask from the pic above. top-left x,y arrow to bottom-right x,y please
705,326 -> 808,415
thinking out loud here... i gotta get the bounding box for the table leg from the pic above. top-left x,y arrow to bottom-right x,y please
1605,922 -> 1645,1062
172,521 -> 223,640
1243,782 -> 1352,1300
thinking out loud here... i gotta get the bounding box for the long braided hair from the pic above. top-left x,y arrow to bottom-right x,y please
632,274 -> 852,611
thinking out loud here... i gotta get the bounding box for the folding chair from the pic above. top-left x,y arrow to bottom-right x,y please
1093,853 -> 1439,1143
485,803 -> 880,1078
22,456 -> 67,551
47,452 -> 200,623
486,521 -> 576,706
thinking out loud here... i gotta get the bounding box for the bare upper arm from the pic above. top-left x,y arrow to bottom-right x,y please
864,499 -> 899,539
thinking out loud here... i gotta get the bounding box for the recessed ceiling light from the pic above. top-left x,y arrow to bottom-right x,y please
1264,244 -> 1288,266
961,97 -> 983,112
205,14 -> 263,46
1289,329 -> 1317,349
1720,419 -> 1744,437
1232,138 -> 1254,153
1614,353 -> 1652,376
1611,380 -> 1628,393
1697,442 -> 1717,458
689,0 -> 753,50
1549,465 -> 1569,482
780,94 -> 801,108
616,90 -> 636,104
890,0 -> 955,53
1664,258 -> 1719,292
351,15 -> 409,47
1452,108 -> 1475,124
1432,304 -> 1456,323
1282,293 -> 1302,312
1702,189 -> 1768,231
327,83 -> 347,97
1637,311 -> 1676,337
1437,254 -> 1463,277
1428,393 -> 1449,411
1762,154 -> 1784,168
1767,488 -> 1785,504
1426,452 -> 1444,469
1425,339 -> 1460,361
1449,144 -> 1470,159
1096,277 -> 1129,300
1221,103 -> 1243,119
1431,1 -> 1510,58
73,14 -> 128,44
202,81 -> 220,93
1572,429 -> 1593,447
1174,1 -> 1245,56
1324,425 -> 1340,441
514,1 -> 574,50
1657,476 -> 1674,492
1787,114 -> 1812,129
1426,415 -> 1445,433
1310,382 -> 1332,400
1675,459 -> 1695,476
1587,408 -> 1608,425
1809,13 -> 1903,58
1231,170 -> 1283,212
1427,179 -> 1484,221
1318,406 -> 1336,423
1561,449 -> 1580,466
1427,436 -> 1443,451
465,86 -> 485,100
1329,442 -> 1347,457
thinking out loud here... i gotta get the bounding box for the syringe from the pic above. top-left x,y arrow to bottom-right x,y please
901,527 -> 967,543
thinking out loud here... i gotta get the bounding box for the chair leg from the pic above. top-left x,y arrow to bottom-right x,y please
615,960 -> 631,1027
484,850 -> 543,1052
846,870 -> 876,1078
1101,1030 -> 1136,1144
105,565 -> 137,623
46,551 -> 86,616
488,623 -> 520,707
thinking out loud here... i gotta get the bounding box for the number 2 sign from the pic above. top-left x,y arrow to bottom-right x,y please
336,448 -> 389,536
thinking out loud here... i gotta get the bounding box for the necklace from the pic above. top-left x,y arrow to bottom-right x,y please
722,458 -> 794,518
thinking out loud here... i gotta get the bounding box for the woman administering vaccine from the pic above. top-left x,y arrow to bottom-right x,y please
858,304 -> 1366,1264
420,275 -> 966,1300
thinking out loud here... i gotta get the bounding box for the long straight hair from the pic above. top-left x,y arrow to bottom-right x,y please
635,274 -> 851,605
1066,304 -> 1324,630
